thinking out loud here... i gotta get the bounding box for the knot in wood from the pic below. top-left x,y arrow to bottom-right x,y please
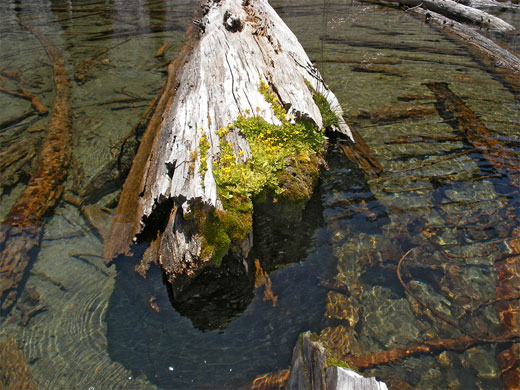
223,10 -> 242,32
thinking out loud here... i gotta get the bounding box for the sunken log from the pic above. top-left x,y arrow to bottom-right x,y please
0,22 -> 71,312
411,8 -> 520,103
412,9 -> 520,73
426,82 -> 520,390
397,0 -> 514,31
425,82 -> 520,188
104,0 -> 353,294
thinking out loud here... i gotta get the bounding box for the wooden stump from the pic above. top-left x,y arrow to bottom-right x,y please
104,0 -> 353,294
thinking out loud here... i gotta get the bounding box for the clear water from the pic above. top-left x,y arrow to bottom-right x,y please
0,0 -> 519,389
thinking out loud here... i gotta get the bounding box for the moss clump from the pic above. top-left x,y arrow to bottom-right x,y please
196,199 -> 252,265
259,75 -> 286,122
305,79 -> 340,129
199,77 -> 331,264
312,91 -> 339,129
199,134 -> 210,180
326,356 -> 352,369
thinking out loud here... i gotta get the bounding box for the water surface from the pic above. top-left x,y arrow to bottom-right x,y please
1,0 -> 519,388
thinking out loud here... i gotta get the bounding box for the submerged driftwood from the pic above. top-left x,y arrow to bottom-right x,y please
0,22 -> 71,312
411,8 -> 520,102
426,83 -> 520,390
104,0 -> 353,293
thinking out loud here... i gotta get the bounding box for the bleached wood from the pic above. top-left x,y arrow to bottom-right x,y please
105,0 -> 352,287
399,0 -> 515,31
412,8 -> 520,72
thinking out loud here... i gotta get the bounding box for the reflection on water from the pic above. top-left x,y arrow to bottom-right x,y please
1,0 -> 519,388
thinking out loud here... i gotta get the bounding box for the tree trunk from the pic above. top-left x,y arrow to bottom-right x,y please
103,0 -> 353,294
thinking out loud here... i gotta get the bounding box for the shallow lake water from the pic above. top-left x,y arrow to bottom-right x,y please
0,0 -> 519,389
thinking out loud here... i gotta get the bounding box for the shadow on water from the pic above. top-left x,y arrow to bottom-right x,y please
105,147 -> 384,388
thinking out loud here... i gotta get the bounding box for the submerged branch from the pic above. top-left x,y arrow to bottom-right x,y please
0,20 -> 71,312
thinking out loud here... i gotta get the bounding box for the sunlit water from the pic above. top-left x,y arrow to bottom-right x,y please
0,0 -> 519,389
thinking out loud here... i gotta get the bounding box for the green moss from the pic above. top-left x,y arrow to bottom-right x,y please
194,201 -> 252,266
326,356 -> 352,369
199,134 -> 210,180
259,76 -> 286,122
304,79 -> 340,129
198,77 -> 329,264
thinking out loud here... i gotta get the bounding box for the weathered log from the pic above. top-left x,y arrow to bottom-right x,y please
413,9 -> 520,70
103,0 -> 353,293
353,104 -> 437,124
409,8 -> 520,103
398,0 -> 515,31
359,0 -> 520,101
287,332 -> 388,390
465,0 -> 520,10
0,21 -> 71,312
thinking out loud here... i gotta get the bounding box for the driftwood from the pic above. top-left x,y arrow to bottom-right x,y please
360,0 -> 520,100
413,9 -> 520,72
0,22 -> 71,312
346,335 -> 479,369
409,8 -> 520,103
353,104 -> 436,124
467,0 -> 520,9
398,0 -> 514,31
103,0 -> 353,293
338,127 -> 383,178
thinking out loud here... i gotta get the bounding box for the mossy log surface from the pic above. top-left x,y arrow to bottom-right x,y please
103,0 -> 353,294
